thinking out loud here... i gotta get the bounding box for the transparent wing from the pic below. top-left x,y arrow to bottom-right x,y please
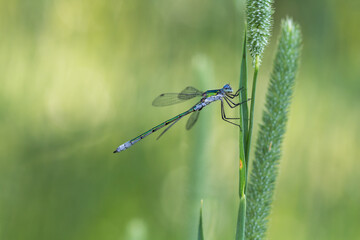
186,111 -> 200,130
152,93 -> 188,106
178,86 -> 203,100
156,117 -> 182,140
152,86 -> 202,107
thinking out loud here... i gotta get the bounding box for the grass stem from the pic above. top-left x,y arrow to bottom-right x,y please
245,56 -> 260,174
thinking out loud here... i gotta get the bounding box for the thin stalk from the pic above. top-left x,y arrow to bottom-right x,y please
245,56 -> 259,173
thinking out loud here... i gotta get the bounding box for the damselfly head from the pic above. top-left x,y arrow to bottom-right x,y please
223,84 -> 233,93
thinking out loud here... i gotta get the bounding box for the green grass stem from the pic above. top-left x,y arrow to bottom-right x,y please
246,56 -> 260,174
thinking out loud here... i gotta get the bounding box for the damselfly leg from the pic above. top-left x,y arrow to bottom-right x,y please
220,100 -> 240,127
226,87 -> 244,99
220,96 -> 251,128
224,97 -> 238,108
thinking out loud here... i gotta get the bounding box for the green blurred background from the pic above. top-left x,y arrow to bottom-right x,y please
1,0 -> 359,239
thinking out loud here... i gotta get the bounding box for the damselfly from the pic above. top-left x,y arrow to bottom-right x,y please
113,84 -> 248,153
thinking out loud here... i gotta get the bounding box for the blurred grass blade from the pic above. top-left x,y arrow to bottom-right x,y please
187,55 -> 214,239
246,18 -> 302,240
198,200 -> 204,240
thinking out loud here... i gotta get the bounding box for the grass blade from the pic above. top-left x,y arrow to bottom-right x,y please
235,194 -> 246,240
236,29 -> 248,240
239,29 -> 249,192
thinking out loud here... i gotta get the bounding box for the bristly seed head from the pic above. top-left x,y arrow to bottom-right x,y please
246,0 -> 274,66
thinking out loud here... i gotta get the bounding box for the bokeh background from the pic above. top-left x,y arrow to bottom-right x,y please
1,0 -> 359,239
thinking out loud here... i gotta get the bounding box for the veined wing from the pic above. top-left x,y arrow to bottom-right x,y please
186,110 -> 200,130
152,86 -> 203,107
157,110 -> 199,140
178,86 -> 203,100
156,117 -> 183,140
